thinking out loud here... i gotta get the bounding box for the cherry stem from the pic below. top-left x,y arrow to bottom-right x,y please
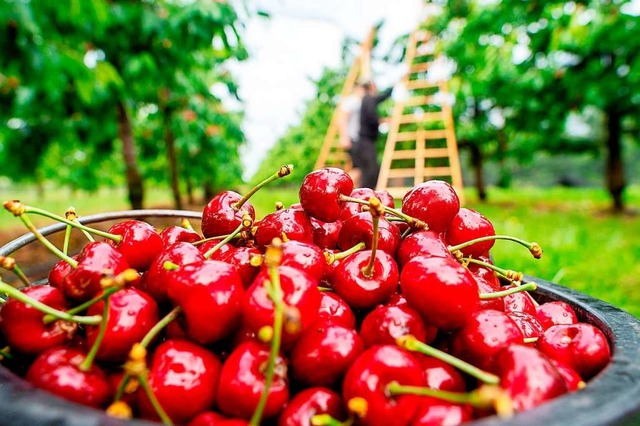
0,346 -> 12,360
17,213 -> 78,268
43,286 -> 120,325
523,337 -> 539,344
463,258 -> 523,284
325,242 -> 366,264
0,279 -> 101,325
24,205 -> 122,243
203,213 -> 252,259
138,372 -> 173,425
63,224 -> 72,256
250,243 -> 285,426
0,257 -> 31,287
233,164 -> 293,211
362,197 -> 384,278
449,235 -> 542,259
311,414 -> 354,426
79,297 -> 110,371
192,233 -> 239,247
479,282 -> 537,299
140,306 -> 182,348
397,335 -> 500,385
338,195 -> 427,229
181,218 -> 194,231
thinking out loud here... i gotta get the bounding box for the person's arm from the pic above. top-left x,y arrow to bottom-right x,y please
375,88 -> 393,104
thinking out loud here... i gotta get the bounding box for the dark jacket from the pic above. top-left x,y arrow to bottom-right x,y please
359,88 -> 393,140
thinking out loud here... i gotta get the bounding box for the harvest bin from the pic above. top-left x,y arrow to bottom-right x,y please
0,210 -> 639,426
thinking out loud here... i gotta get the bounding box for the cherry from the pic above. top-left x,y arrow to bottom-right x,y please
536,323 -> 611,379
310,217 -> 342,250
493,344 -> 568,411
277,240 -> 326,282
400,255 -> 479,330
291,320 -> 364,386
254,208 -> 314,248
416,355 -> 467,392
445,208 -> 495,258
502,286 -> 537,316
106,220 -> 163,271
141,242 -> 204,303
299,167 -> 354,223
214,245 -> 263,289
338,212 -> 401,256
278,387 -> 345,426
396,230 -> 451,269
342,345 -> 425,426
507,311 -> 544,342
167,259 -> 244,344
475,274 -> 505,312
85,287 -> 159,363
62,241 -> 130,301
0,285 -> 76,355
160,225 -> 201,246
375,189 -> 396,209
550,359 -> 586,392
138,339 -> 221,424
48,257 -> 76,289
339,187 -> 376,221
450,309 -> 524,372
202,191 -> 257,238
401,180 -> 460,233
467,255 -> 501,288
26,346 -> 112,409
315,291 -> 356,329
243,265 -> 321,345
216,340 -> 289,420
535,301 -> 578,330
411,398 -> 473,426
188,412 -> 249,426
359,304 -> 435,347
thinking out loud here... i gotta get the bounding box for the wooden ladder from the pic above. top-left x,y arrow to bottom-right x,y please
314,27 -> 376,172
376,29 -> 465,204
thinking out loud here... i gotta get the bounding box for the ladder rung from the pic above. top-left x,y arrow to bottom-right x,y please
387,169 -> 418,178
391,148 -> 450,160
409,63 -> 430,74
402,95 -> 437,107
424,148 -> 450,157
414,31 -> 431,42
398,111 -> 445,124
405,80 -> 439,90
391,151 -> 418,160
423,167 -> 452,176
395,129 -> 448,141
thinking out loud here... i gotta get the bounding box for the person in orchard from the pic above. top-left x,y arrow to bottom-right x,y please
338,81 -> 367,187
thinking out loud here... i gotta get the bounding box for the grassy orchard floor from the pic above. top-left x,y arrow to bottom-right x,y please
0,184 -> 638,318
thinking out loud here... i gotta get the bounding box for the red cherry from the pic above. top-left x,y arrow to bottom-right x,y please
502,286 -> 537,316
536,323 -> 611,379
0,285 -> 76,355
62,241 -> 130,301
214,245 -> 263,289
359,304 -> 434,347
141,242 -> 204,303
202,191 -> 256,238
167,259 -> 244,344
26,346 -> 112,408
106,220 -> 163,271
401,180 -> 460,233
278,387 -> 345,426
445,208 -> 496,258
411,398 -> 473,426
507,311 -> 545,342
450,309 -> 524,372
310,217 -> 342,250
139,339 -> 221,424
48,257 -> 76,289
375,189 -> 396,209
299,168 -> 354,223
316,291 -> 356,329
254,208 -> 314,248
331,250 -> 399,310
494,344 -> 568,411
342,345 -> 425,426
339,187 -> 376,221
475,274 -> 505,312
416,355 -> 467,392
244,265 -> 321,345
467,255 -> 501,288
277,240 -> 326,283
550,359 -> 585,392
160,225 -> 201,246
535,301 -> 578,330
188,411 -> 249,426
85,288 -> 159,363
216,341 -> 289,420
338,213 -> 401,256
396,230 -> 451,269
400,255 -> 479,330
291,321 -> 364,386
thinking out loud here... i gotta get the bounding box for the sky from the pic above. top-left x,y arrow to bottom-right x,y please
227,0 -> 425,179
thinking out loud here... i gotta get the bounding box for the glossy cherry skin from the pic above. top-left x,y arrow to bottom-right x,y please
167,259 -> 244,344
106,220 -> 163,271
254,208 -> 314,248
291,321 -> 364,386
359,304 -> 434,347
188,412 -> 249,426
214,245 -> 263,289
415,355 -> 467,392
216,341 -> 289,421
535,301 -> 578,330
141,242 -> 204,303
400,255 -> 479,330
48,257 -> 76,289
467,255 -> 501,288
494,344 -> 568,412
507,311 -> 545,342
62,241 -> 130,301
0,285 -> 75,355
339,187 -> 376,221
243,265 -> 321,345
139,339 -> 222,424
411,398 -> 473,426
375,189 -> 396,209
475,274 -> 505,312
86,288 -> 159,363
445,208 -> 495,258
201,190 -> 256,238
310,217 -> 342,250
396,230 -> 451,269
277,240 -> 327,283
331,250 -> 399,311
450,309 -> 524,372
278,387 -> 345,426
550,359 -> 585,392
299,167 -> 354,223
316,291 -> 356,329
338,213 -> 401,256
26,347 -> 112,409
160,225 -> 201,246
502,287 -> 538,316
537,323 -> 611,379
401,180 -> 460,233
342,345 -> 426,426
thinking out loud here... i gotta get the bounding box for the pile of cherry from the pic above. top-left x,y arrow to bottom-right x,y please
0,165 -> 611,426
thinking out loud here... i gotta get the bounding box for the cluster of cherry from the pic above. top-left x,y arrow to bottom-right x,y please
0,166 -> 611,426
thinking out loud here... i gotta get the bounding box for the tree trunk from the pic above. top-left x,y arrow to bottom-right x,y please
163,107 -> 183,210
605,108 -> 625,212
496,129 -> 511,188
203,180 -> 214,204
469,142 -> 487,201
186,176 -> 195,206
117,101 -> 144,209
